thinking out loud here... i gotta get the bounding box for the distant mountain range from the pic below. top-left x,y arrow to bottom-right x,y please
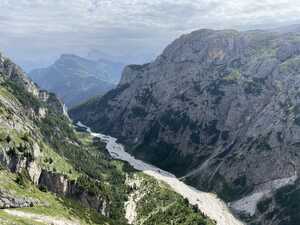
271,24 -> 300,34
29,54 -> 124,107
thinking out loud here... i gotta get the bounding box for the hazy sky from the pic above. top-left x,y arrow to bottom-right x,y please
0,0 -> 300,71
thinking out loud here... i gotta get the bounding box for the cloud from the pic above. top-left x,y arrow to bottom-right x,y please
0,0 -> 300,71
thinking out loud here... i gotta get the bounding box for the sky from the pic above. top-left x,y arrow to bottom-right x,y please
0,0 -> 300,71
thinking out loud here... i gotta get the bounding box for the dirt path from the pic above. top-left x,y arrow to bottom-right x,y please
4,209 -> 80,225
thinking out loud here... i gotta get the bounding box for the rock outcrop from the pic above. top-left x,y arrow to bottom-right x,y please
0,140 -> 42,185
70,29 -> 300,224
38,170 -> 109,216
0,53 -> 66,116
0,189 -> 40,209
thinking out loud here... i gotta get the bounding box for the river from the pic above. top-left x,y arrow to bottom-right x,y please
77,122 -> 243,225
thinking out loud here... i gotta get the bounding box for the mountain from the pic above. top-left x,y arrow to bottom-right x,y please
271,24 -> 300,34
29,54 -> 124,107
86,49 -> 156,66
0,52 -> 214,224
70,28 -> 300,225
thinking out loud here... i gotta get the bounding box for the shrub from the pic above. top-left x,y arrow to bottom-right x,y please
77,175 -> 101,196
6,135 -> 11,143
24,150 -> 33,161
39,185 -> 48,192
257,197 -> 272,213
7,147 -> 17,157
15,171 -> 30,186
0,131 -> 7,141
17,143 -> 27,153
21,133 -> 31,142
244,79 -> 264,96
294,117 -> 300,126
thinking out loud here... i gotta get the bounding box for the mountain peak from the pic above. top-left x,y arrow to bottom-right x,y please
57,53 -> 88,63
29,54 -> 121,107
70,28 -> 300,225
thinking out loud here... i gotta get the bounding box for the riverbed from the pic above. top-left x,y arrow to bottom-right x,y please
77,122 -> 243,225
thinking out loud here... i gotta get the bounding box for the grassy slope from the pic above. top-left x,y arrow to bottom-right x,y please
0,170 -> 118,225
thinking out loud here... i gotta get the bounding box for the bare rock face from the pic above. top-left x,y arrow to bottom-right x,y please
38,170 -> 109,216
0,53 -> 66,116
38,170 -> 69,194
0,54 -> 39,97
70,29 -> 300,223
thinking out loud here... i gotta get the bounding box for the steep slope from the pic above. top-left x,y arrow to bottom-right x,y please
70,28 -> 300,224
0,52 -> 215,225
29,54 -> 123,107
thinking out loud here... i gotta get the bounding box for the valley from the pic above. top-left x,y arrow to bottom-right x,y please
70,28 -> 300,225
0,52 -> 215,225
77,122 -> 243,225
2,4 -> 300,224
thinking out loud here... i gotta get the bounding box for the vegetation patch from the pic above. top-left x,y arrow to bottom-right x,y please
38,112 -> 130,222
274,183 -> 300,225
129,106 -> 148,119
203,120 -> 221,145
160,110 -> 195,133
0,169 -> 121,225
3,80 -> 43,114
255,136 -> 272,152
135,174 -> 215,225
244,78 -> 264,96
135,87 -> 158,106
294,117 -> 300,126
190,131 -> 201,144
211,172 -> 253,202
279,56 -> 300,75
206,81 -> 225,97
223,69 -> 241,81
257,197 -> 272,213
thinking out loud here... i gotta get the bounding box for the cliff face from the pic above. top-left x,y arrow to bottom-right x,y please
0,53 -> 63,183
38,170 -> 109,216
70,29 -> 300,224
